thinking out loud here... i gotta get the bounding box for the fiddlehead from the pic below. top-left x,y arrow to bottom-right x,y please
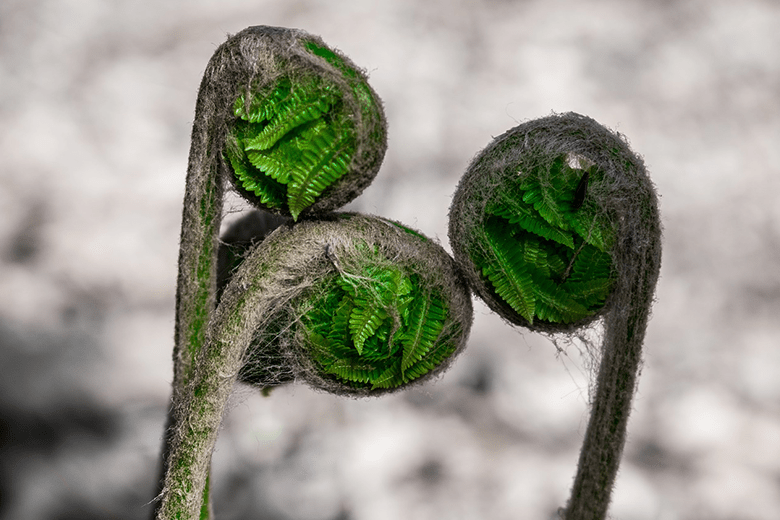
222,213 -> 472,397
448,112 -> 662,520
218,212 -> 466,394
298,246 -> 455,390
161,26 -> 388,520
174,24 -> 386,395
159,214 -> 472,519
223,35 -> 386,220
449,120 -> 622,332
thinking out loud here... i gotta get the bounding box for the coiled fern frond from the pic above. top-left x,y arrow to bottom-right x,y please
215,212 -> 468,394
455,147 -> 617,327
480,154 -> 615,323
162,27 -> 391,520
215,213 -> 472,397
448,112 -> 662,520
224,38 -> 385,220
299,242 -> 454,390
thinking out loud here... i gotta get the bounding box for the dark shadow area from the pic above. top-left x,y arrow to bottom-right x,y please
0,320 -> 124,520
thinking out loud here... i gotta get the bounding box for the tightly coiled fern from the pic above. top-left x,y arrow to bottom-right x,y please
218,213 -> 471,397
223,38 -> 384,220
300,242 -> 455,390
449,112 -> 662,520
476,154 -> 616,325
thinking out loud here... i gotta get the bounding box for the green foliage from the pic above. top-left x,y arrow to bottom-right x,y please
224,42 -> 380,220
300,243 -> 457,390
480,218 -> 538,322
478,155 -> 616,324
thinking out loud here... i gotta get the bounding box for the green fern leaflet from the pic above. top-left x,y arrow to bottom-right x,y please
224,42 -> 379,220
480,155 -> 616,325
299,243 -> 457,390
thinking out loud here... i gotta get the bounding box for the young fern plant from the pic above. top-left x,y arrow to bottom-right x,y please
162,26 -> 386,519
449,112 -> 662,520
216,211 -> 468,395
157,26 -> 472,520
161,213 -> 472,520
172,24 -> 386,422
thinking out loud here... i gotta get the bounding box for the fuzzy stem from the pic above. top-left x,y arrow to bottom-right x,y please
564,266 -> 655,519
158,222 -> 304,519
154,33 -> 227,520
157,26 -> 278,519
564,165 -> 661,519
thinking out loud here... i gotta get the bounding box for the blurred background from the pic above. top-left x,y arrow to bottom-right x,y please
1,0 -> 779,518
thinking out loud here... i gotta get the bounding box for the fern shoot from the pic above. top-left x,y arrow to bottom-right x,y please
298,244 -> 454,390
448,112 -> 662,520
159,26 -> 389,520
218,213 -> 472,395
224,38 -> 386,220
455,145 -> 617,328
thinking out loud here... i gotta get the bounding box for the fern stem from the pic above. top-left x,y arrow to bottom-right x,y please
557,208 -> 658,519
564,271 -> 653,519
153,26 -> 232,520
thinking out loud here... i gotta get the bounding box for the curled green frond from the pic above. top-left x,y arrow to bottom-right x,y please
163,26 -> 389,520
474,159 -> 616,326
298,241 -> 458,390
449,113 -> 639,331
223,37 -> 386,221
448,112 -> 662,520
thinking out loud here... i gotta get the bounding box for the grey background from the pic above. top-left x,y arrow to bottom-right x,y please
1,0 -> 779,519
